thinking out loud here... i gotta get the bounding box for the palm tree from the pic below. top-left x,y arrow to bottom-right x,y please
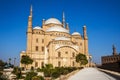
21,55 -> 33,70
43,64 -> 53,77
76,53 -> 88,67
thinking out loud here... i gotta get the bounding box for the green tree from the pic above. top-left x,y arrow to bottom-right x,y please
76,53 -> 88,66
0,60 -> 6,71
21,55 -> 33,69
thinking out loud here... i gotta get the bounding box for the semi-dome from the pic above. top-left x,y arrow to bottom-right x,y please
55,37 -> 70,41
72,32 -> 81,36
46,26 -> 69,33
45,18 -> 62,25
33,26 -> 42,30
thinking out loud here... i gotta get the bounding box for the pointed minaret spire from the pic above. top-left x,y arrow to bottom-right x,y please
30,5 -> 32,16
112,45 -> 117,55
66,23 -> 69,30
27,5 -> 32,33
26,5 -> 33,54
62,11 -> 65,28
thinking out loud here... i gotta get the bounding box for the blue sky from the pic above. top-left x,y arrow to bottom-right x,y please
0,0 -> 120,65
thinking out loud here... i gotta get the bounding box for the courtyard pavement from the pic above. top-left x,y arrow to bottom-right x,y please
68,68 -> 117,80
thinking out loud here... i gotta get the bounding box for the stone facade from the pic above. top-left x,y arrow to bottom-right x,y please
20,6 -> 89,69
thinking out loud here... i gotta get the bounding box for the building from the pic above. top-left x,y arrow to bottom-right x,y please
101,45 -> 120,72
102,45 -> 120,64
20,6 -> 90,69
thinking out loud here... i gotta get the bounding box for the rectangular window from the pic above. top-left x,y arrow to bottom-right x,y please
58,61 -> 61,67
36,38 -> 38,43
41,62 -> 44,67
73,61 -> 75,66
35,62 -> 38,67
36,46 -> 38,51
58,52 -> 61,57
65,51 -> 68,54
42,46 -> 44,52
42,39 -> 44,43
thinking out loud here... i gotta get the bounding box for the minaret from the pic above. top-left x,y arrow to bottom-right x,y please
27,5 -> 32,32
62,12 -> 65,28
26,5 -> 33,54
112,45 -> 117,55
42,19 -> 45,26
66,23 -> 69,30
83,25 -> 88,55
83,25 -> 88,40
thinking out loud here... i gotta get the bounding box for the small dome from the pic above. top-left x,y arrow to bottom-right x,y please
45,18 -> 62,25
33,26 -> 42,30
46,26 -> 69,33
21,51 -> 25,53
72,32 -> 81,36
55,37 -> 70,41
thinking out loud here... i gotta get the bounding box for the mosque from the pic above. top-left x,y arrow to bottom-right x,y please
20,6 -> 90,69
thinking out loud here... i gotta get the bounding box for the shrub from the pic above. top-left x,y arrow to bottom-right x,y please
51,68 -> 60,78
32,76 -> 44,80
37,68 -> 43,72
25,71 -> 37,80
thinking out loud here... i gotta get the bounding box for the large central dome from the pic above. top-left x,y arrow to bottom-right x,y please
46,26 -> 69,33
45,18 -> 62,25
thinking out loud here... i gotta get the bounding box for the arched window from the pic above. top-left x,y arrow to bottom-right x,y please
36,46 -> 38,51
58,52 -> 61,57
72,52 -> 75,57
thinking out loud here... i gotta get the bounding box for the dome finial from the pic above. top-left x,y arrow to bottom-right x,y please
30,5 -> 32,16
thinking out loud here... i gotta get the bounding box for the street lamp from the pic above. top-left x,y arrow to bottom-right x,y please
89,55 -> 92,67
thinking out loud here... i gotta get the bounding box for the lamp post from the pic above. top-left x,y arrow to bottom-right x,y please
89,55 -> 92,67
